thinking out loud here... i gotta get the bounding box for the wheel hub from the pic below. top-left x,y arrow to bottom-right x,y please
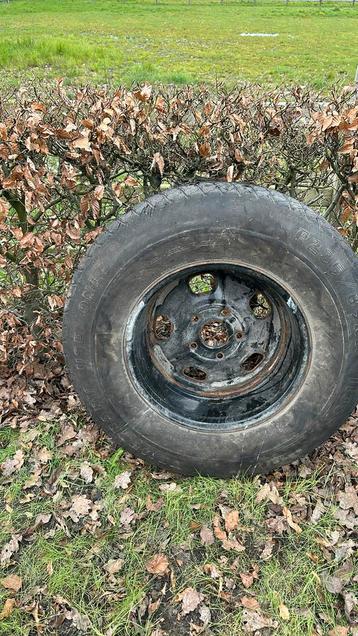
126,264 -> 307,428
147,270 -> 286,398
199,319 -> 231,349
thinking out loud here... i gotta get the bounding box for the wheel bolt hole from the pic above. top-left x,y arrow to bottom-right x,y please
183,366 -> 207,381
216,352 -> 224,360
188,273 -> 216,295
249,292 -> 271,319
192,315 -> 199,323
153,314 -> 173,340
241,353 -> 265,372
190,342 -> 198,350
221,307 -> 231,316
236,331 -> 243,340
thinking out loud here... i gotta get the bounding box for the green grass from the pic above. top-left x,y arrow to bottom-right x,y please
0,0 -> 357,88
0,416 -> 355,635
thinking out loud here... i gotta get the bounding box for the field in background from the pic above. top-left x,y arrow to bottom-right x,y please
0,0 -> 357,88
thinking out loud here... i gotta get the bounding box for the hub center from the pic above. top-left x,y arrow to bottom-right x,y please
199,319 -> 231,349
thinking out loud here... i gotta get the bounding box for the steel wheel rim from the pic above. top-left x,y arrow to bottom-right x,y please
125,263 -> 309,430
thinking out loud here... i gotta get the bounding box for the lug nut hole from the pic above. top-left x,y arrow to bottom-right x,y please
153,314 -> 173,340
188,273 -> 216,295
241,353 -> 265,372
190,342 -> 198,350
249,292 -> 271,319
216,352 -> 224,360
183,366 -> 207,381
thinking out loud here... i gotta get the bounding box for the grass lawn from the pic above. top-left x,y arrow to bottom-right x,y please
0,404 -> 357,635
0,0 -> 357,88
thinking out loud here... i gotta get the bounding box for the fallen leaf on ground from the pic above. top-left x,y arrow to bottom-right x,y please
240,568 -> 259,589
213,514 -> 245,552
65,608 -> 91,631
57,423 -> 77,446
0,534 -> 22,565
120,507 -> 135,526
69,494 -> 92,518
0,598 -> 15,619
328,627 -> 349,636
146,495 -> 164,511
242,609 -> 277,632
146,554 -> 169,575
311,500 -> 325,523
36,447 -> 53,464
241,596 -> 260,611
114,470 -> 132,490
178,587 -> 204,616
225,510 -> 239,532
283,507 -> 302,533
320,573 -> 343,594
1,450 -> 25,477
337,486 -> 358,515
342,590 -> 357,622
1,574 -> 22,592
80,462 -> 93,484
256,482 -> 282,505
200,526 -> 215,546
104,558 -> 124,575
159,482 -> 180,493
203,563 -> 221,579
260,538 -> 275,560
199,605 -> 211,626
279,602 -> 290,620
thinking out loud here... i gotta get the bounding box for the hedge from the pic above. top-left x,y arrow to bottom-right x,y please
0,82 -> 357,413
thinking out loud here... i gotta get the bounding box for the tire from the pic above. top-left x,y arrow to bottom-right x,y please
63,183 -> 358,477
